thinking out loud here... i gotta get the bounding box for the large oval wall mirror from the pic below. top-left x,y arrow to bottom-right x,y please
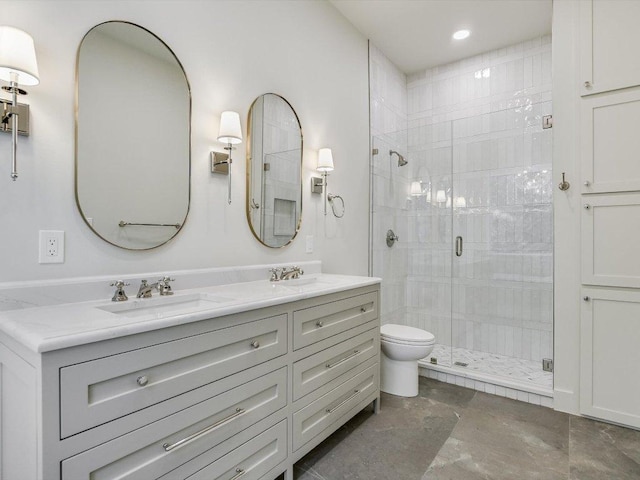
75,21 -> 190,250
246,93 -> 303,248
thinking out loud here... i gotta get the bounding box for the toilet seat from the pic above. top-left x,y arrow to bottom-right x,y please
380,324 -> 435,346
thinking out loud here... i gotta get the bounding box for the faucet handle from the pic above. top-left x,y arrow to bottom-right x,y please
110,280 -> 130,302
158,276 -> 175,296
269,268 -> 281,282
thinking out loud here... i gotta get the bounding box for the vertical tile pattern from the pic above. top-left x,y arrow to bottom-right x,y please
369,44 -> 410,328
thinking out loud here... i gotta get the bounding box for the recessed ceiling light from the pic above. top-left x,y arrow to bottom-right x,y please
453,29 -> 471,40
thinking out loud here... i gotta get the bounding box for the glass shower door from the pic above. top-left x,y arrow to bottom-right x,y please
450,102 -> 553,388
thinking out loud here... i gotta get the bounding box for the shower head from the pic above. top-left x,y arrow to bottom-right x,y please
390,150 -> 408,167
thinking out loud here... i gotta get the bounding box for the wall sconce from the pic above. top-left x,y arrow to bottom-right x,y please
212,111 -> 242,204
0,26 -> 39,181
410,181 -> 422,196
311,147 -> 334,215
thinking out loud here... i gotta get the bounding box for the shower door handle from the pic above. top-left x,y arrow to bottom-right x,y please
455,236 -> 463,257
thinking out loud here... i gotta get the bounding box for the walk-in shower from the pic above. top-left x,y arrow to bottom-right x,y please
369,36 -> 553,396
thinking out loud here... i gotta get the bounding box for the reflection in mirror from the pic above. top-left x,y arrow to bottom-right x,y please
76,22 -> 190,250
247,94 -> 303,248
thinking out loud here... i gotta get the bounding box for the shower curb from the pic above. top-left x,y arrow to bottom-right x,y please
419,361 -> 554,408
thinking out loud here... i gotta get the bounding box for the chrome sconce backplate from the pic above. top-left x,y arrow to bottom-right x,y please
0,99 -> 29,136
211,151 -> 229,175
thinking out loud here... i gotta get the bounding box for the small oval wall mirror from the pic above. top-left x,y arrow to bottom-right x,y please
246,93 -> 303,248
75,21 -> 191,250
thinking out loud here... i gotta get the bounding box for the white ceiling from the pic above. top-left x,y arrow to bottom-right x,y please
329,0 -> 552,74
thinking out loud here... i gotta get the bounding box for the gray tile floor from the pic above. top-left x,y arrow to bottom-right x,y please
294,378 -> 640,480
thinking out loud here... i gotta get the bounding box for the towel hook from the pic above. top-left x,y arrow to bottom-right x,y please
558,172 -> 570,191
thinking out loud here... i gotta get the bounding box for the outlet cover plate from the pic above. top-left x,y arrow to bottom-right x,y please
39,230 -> 65,264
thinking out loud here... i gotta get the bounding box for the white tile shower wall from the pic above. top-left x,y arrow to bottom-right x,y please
405,36 -> 553,363
369,43 -> 409,326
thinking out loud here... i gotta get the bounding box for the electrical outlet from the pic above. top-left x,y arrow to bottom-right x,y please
39,230 -> 65,264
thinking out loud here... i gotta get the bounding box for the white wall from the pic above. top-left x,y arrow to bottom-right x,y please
0,0 -> 369,282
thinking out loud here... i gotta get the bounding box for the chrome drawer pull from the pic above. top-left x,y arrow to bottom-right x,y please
326,350 -> 360,369
326,389 -> 360,414
162,407 -> 245,452
250,340 -> 260,349
360,307 -> 366,313
316,320 -> 324,328
136,375 -> 148,387
230,468 -> 246,480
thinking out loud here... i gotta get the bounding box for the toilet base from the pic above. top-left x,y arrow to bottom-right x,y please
380,351 -> 419,397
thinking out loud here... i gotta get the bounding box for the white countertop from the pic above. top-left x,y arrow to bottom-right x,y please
0,274 -> 380,354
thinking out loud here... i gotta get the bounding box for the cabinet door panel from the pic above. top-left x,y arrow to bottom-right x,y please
582,194 -> 640,287
293,327 -> 378,401
580,0 -> 640,96
581,90 -> 640,193
61,368 -> 287,479
580,288 -> 640,428
183,420 -> 286,480
293,363 -> 378,450
293,291 -> 377,350
60,314 -> 287,438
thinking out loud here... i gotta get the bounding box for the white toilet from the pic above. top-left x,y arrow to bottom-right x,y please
380,324 -> 435,397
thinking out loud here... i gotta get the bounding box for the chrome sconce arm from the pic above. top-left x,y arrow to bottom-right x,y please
212,111 -> 242,204
0,26 -> 40,180
311,148 -> 336,216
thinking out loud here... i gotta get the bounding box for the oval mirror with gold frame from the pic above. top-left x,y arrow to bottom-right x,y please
246,93 -> 303,248
75,21 -> 191,250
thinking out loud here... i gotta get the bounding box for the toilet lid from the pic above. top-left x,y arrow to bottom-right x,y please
380,324 -> 435,344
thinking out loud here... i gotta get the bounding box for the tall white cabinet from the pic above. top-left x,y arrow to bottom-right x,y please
579,0 -> 640,429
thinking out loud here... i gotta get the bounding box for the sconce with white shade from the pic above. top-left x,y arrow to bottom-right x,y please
211,110 -> 242,204
0,26 -> 39,180
311,147 -> 334,215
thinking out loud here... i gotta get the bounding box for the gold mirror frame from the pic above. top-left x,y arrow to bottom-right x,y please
74,21 -> 191,250
246,93 -> 303,248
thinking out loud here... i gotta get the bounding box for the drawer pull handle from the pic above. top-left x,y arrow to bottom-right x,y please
316,320 -> 324,328
136,375 -> 149,387
162,407 -> 245,452
360,307 -> 367,313
230,468 -> 246,480
250,340 -> 260,349
326,350 -> 360,369
326,389 -> 360,414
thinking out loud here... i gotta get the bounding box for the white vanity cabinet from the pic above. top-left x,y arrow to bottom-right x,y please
0,282 -> 380,480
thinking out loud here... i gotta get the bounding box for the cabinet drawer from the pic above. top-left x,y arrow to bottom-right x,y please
61,367 -> 287,480
184,420 -> 286,480
293,291 -> 377,350
293,327 -> 378,401
60,314 -> 287,438
293,363 -> 378,450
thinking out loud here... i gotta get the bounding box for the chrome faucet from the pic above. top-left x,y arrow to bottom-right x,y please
137,277 -> 175,298
281,266 -> 303,280
269,266 -> 304,282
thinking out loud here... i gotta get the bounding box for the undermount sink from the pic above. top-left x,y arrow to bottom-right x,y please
97,293 -> 234,319
279,276 -> 320,286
